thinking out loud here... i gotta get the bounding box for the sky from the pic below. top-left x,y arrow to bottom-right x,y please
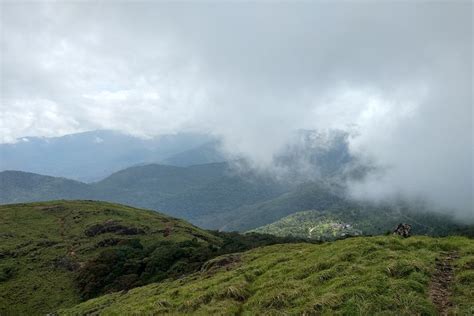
1,1 -> 472,218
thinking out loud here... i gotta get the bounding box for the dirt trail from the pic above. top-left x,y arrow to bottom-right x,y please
429,251 -> 459,316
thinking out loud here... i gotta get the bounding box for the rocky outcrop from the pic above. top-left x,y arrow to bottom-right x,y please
393,223 -> 412,238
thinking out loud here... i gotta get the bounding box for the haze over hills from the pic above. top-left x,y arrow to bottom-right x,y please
0,130 -> 224,182
1,166 -> 472,238
0,129 -> 355,182
0,128 -> 364,229
1,128 -> 472,236
2,2 -> 472,315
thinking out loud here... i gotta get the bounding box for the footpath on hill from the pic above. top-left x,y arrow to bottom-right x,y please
429,251 -> 459,316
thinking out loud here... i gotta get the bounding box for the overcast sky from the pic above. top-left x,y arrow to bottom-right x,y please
1,1 -> 472,218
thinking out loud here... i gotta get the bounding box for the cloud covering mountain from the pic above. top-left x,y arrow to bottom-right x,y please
1,2 -> 472,218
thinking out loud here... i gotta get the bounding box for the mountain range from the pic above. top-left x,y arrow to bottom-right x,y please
0,130 -> 225,182
1,131 -> 473,315
1,165 -> 472,237
1,129 -> 472,236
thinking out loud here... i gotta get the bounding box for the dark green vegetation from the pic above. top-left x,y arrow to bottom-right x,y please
1,167 -> 472,237
0,201 -> 302,315
62,236 -> 474,315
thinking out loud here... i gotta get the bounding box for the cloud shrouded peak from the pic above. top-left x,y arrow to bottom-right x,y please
1,2 -> 472,218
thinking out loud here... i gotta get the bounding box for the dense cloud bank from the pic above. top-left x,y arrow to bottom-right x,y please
1,2 -> 472,219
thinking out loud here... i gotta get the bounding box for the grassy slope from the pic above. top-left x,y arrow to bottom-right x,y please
62,236 -> 474,315
0,200 -> 218,315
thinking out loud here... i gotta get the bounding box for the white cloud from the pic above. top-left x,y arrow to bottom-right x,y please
0,98 -> 81,143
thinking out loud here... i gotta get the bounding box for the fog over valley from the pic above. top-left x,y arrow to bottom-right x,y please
1,2 -> 474,315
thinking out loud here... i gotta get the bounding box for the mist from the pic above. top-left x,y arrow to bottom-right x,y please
1,2 -> 472,220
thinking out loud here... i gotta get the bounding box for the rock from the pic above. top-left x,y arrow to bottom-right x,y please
393,223 -> 412,238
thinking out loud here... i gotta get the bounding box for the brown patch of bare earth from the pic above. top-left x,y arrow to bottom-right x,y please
429,251 -> 459,316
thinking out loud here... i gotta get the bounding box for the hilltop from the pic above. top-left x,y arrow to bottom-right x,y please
250,210 -> 363,240
62,236 -> 474,315
0,201 -> 301,315
0,200 -> 217,314
0,171 -> 94,203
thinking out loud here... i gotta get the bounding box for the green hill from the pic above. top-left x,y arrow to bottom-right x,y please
208,182 -> 345,231
61,236 -> 474,315
250,210 -> 363,240
0,200 -> 218,314
91,163 -> 288,222
0,200 -> 301,315
0,171 -> 94,203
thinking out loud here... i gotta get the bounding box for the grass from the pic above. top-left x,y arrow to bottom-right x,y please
0,200 -> 219,315
61,235 -> 474,315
